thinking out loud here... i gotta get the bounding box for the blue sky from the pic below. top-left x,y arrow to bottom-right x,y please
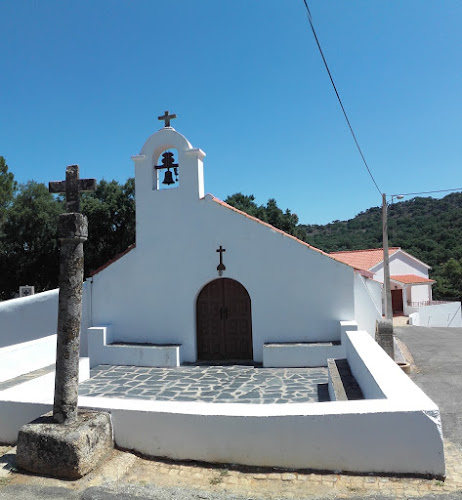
1,1 -> 461,224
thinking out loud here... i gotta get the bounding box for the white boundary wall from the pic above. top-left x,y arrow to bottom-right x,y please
0,290 -> 59,348
411,302 -> 462,328
0,329 -> 444,476
0,285 -> 92,355
0,358 -> 90,443
353,274 -> 382,335
0,335 -> 57,382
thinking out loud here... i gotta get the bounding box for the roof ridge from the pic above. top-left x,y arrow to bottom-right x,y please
210,195 -> 355,267
330,247 -> 400,255
90,243 -> 136,277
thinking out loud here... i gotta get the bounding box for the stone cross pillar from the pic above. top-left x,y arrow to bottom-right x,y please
16,166 -> 112,480
53,213 -> 88,424
49,165 -> 96,424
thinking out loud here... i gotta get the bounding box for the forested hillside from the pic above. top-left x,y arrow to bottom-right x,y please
1,156 -> 461,301
226,193 -> 462,301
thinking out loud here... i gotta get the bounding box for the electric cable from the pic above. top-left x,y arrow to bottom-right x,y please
393,187 -> 462,198
302,1 -> 382,196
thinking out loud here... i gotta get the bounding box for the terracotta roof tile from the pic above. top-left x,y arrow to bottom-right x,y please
391,274 -> 435,284
329,248 -> 400,271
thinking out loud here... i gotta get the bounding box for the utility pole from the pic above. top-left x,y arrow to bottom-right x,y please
382,193 -> 393,320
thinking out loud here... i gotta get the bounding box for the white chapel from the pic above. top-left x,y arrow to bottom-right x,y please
79,116 -> 382,366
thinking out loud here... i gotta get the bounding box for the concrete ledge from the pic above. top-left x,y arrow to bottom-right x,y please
327,358 -> 347,401
263,341 -> 343,367
88,326 -> 182,368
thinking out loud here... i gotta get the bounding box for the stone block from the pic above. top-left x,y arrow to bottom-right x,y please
16,410 -> 113,479
375,319 -> 394,359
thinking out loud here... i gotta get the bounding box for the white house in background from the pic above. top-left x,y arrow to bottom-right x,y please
330,247 -> 434,316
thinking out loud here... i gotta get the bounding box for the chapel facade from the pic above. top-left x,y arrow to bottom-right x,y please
85,116 -> 381,364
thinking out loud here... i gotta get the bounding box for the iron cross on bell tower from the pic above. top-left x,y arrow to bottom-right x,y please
158,110 -> 177,128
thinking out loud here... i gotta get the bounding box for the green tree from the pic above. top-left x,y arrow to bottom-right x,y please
433,258 -> 462,301
224,193 -> 268,221
225,193 -> 307,239
0,156 -> 16,226
0,181 -> 62,299
81,178 -> 135,276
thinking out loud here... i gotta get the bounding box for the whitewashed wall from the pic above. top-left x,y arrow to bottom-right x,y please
0,328 -> 445,476
353,275 -> 382,336
0,335 -> 56,382
90,128 -> 356,362
0,285 -> 92,356
410,283 -> 432,303
0,290 -> 58,348
417,302 -> 462,327
373,251 -> 429,282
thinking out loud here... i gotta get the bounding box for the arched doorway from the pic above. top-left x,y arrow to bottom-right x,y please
196,278 -> 253,361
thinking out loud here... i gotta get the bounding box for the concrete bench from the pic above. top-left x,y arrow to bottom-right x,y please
327,358 -> 364,401
88,326 -> 182,368
263,341 -> 344,368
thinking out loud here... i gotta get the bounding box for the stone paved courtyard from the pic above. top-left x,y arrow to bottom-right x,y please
78,364 -> 329,404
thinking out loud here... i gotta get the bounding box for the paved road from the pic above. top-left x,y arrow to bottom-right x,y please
395,325 -> 462,448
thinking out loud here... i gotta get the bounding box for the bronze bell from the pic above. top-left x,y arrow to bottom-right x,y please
162,169 -> 175,185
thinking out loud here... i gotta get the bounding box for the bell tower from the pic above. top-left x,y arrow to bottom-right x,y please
131,112 -> 206,248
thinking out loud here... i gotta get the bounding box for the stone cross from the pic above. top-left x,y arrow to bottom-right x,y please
49,165 -> 96,424
158,110 -> 177,128
217,245 -> 226,276
49,165 -> 97,213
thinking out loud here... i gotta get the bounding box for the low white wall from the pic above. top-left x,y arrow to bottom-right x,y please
0,285 -> 92,356
262,342 -> 344,368
340,320 -> 358,347
0,401 -> 51,444
0,335 -> 57,383
418,302 -> 462,328
0,358 -> 90,444
104,398 -> 444,476
93,332 -> 443,476
0,330 -> 445,476
409,312 -> 420,325
0,290 -> 58,348
354,274 -> 382,336
88,326 -> 182,368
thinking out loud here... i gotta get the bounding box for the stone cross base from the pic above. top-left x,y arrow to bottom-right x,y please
16,410 -> 113,479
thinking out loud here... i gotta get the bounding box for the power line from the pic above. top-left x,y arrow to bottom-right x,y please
393,187 -> 462,198
302,1 -> 382,196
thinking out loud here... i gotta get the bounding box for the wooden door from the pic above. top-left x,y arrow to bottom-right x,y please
196,278 -> 252,361
391,289 -> 404,313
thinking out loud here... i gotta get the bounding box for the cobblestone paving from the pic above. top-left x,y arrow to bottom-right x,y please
78,364 -> 329,403
4,441 -> 462,498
